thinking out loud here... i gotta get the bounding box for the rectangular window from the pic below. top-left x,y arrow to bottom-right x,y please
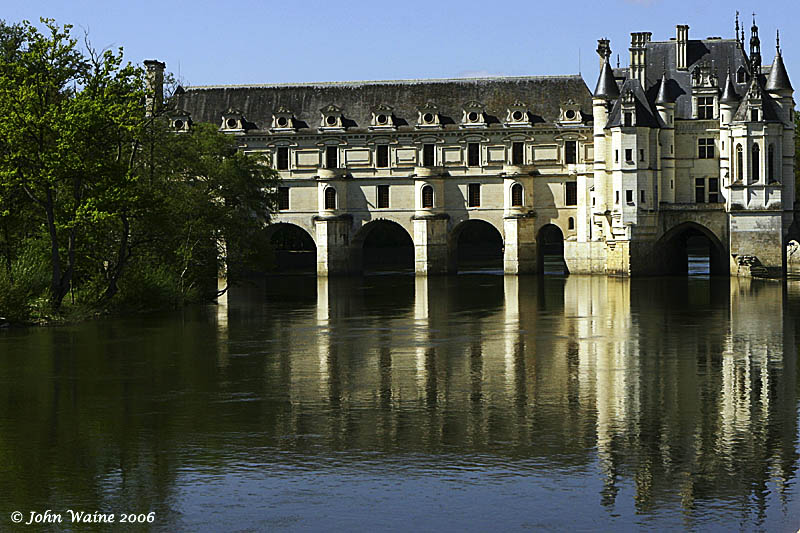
697,97 -> 714,119
278,187 -> 290,210
640,190 -> 645,204
565,141 -> 577,164
615,191 -> 620,204
698,138 -> 715,159
624,112 -> 633,127
615,150 -> 619,163
325,146 -> 338,169
377,185 -> 390,208
708,177 -> 719,203
565,181 -> 577,206
625,149 -> 633,162
376,145 -> 389,168
468,183 -> 481,207
751,108 -> 759,122
276,147 -> 289,170
639,149 -> 644,162
467,143 -> 480,167
695,178 -> 705,203
422,144 -> 435,166
512,142 -> 524,165
626,189 -> 633,204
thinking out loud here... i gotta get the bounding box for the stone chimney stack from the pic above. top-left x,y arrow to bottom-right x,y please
597,38 -> 611,70
629,32 -> 651,86
144,59 -> 166,117
676,25 -> 689,70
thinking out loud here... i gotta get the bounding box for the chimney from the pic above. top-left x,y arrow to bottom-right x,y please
629,32 -> 651,86
597,38 -> 611,69
144,59 -> 166,117
676,25 -> 689,70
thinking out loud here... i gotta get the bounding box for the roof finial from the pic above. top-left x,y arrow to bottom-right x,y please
616,54 -> 620,68
777,29 -> 781,54
735,11 -> 740,42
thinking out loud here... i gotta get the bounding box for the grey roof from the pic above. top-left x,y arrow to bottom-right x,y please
605,79 -> 661,129
720,71 -> 740,103
175,75 -> 593,132
643,39 -> 750,119
594,58 -> 620,99
732,77 -> 783,123
654,73 -> 675,104
765,52 -> 792,92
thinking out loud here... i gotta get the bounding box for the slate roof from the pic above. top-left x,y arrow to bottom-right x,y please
594,58 -> 620,99
605,79 -> 662,129
174,75 -> 593,133
766,52 -> 792,92
732,77 -> 783,122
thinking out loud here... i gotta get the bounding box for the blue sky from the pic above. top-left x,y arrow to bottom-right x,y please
5,0 -> 800,90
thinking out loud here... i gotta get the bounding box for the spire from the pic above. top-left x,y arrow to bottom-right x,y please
765,37 -> 793,92
720,70 -> 740,103
750,14 -> 761,73
594,56 -> 620,100
735,11 -> 740,44
655,73 -> 673,105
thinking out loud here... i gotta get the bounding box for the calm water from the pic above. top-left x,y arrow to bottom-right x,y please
1,273 -> 799,532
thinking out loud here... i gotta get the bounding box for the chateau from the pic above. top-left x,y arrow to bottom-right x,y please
165,16 -> 795,277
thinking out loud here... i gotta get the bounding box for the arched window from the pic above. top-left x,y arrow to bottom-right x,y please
324,187 -> 337,210
421,185 -> 434,208
568,217 -> 575,230
511,183 -> 523,207
736,144 -> 743,181
752,144 -> 760,181
768,144 -> 775,182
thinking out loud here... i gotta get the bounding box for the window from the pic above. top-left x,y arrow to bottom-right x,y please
565,141 -> 577,164
768,144 -> 775,182
708,178 -> 719,203
626,189 -> 633,204
324,187 -> 337,210
377,185 -> 389,208
697,97 -> 714,119
695,178 -> 705,203
512,142 -> 524,165
625,149 -> 633,162
737,66 -> 747,83
736,144 -> 743,180
751,108 -> 759,122
752,144 -> 760,181
565,181 -> 577,206
467,143 -> 480,167
422,144 -> 435,166
624,112 -> 633,127
615,191 -> 620,204
568,217 -> 575,230
376,145 -> 389,168
640,190 -> 645,204
325,146 -> 338,169
468,183 -> 481,207
279,187 -> 290,210
421,185 -> 434,208
698,138 -> 715,159
615,150 -> 619,163
639,149 -> 645,162
276,147 -> 289,170
511,183 -> 523,206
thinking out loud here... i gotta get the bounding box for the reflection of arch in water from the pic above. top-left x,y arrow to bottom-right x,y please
656,222 -> 728,276
449,218 -> 504,272
352,219 -> 414,273
265,223 -> 316,272
537,223 -> 568,275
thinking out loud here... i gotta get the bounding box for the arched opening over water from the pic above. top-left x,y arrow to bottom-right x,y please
266,223 -> 316,272
355,220 -> 414,274
537,224 -> 568,275
657,222 -> 728,276
450,219 -> 504,273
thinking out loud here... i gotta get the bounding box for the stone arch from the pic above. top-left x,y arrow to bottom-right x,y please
449,218 -> 504,273
352,219 -> 414,273
263,222 -> 317,272
537,223 -> 568,275
657,222 -> 728,275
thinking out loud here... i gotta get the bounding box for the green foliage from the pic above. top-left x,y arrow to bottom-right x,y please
0,18 -> 280,324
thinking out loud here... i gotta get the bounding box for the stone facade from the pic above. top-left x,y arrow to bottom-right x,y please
171,17 -> 794,277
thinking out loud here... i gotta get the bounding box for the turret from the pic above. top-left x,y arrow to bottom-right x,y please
720,70 -> 740,125
655,73 -> 675,126
656,73 -> 676,203
592,54 -> 618,217
750,16 -> 761,74
766,31 -> 793,97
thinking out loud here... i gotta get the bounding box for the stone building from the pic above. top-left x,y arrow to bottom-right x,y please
168,16 -> 795,277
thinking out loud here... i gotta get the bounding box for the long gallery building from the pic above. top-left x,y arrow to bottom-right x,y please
164,17 -> 796,277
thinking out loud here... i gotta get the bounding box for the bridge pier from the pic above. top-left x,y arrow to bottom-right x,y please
315,215 -> 353,275
503,215 -> 537,274
413,215 -> 449,275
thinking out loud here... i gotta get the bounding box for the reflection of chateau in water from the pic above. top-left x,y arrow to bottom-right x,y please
241,275 -> 798,514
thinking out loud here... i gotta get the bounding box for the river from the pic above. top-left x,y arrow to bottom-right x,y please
1,273 -> 799,531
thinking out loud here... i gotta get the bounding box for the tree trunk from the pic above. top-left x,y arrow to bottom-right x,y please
99,212 -> 130,304
44,187 -> 64,308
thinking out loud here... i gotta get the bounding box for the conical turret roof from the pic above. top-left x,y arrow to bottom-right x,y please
594,57 -> 619,100
720,71 -> 740,104
655,73 -> 674,105
766,52 -> 792,92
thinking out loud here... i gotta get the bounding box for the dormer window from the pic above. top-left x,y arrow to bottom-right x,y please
320,104 -> 345,131
505,102 -> 531,127
697,97 -> 714,119
559,100 -> 582,124
750,108 -> 760,122
461,101 -> 486,128
221,108 -> 245,131
271,106 -> 295,131
170,109 -> 191,132
417,102 -> 441,128
370,104 -> 395,130
624,112 -> 634,127
736,66 -> 747,84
